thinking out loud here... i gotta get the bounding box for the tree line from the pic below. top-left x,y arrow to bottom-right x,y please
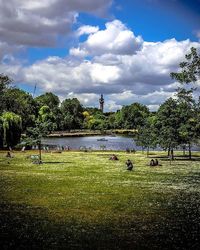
0,47 -> 200,159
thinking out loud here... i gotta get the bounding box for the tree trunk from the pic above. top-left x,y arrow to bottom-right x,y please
183,146 -> 186,156
171,148 -> 174,160
38,141 -> 42,163
146,147 -> 149,158
188,142 -> 192,160
168,147 -> 171,157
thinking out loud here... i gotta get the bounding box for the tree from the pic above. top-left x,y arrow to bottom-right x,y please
176,88 -> 197,159
0,74 -> 12,114
35,92 -> 60,110
156,98 -> 180,159
61,98 -> 84,130
25,106 -> 56,163
136,115 -> 158,157
1,112 -> 22,148
3,88 -> 37,130
171,47 -> 200,84
119,103 -> 149,129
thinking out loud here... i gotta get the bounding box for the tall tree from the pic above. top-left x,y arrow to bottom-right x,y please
61,98 -> 84,130
0,74 -> 12,114
170,47 -> 200,84
35,92 -> 60,110
176,88 -> 197,159
1,112 -> 22,148
119,103 -> 149,129
3,88 -> 37,130
156,98 -> 180,159
136,115 -> 158,157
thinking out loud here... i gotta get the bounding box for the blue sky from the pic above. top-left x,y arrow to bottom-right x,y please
0,0 -> 200,111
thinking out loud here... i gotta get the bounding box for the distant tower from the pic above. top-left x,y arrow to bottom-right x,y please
99,94 -> 104,113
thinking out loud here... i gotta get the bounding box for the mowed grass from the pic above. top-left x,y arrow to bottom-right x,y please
0,150 -> 200,249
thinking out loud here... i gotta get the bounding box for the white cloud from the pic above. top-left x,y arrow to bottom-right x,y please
1,14 -> 200,112
73,20 -> 143,56
0,0 -> 112,48
77,25 -> 99,36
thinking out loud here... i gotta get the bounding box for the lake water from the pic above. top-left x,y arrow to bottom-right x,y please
42,135 -> 139,151
42,135 -> 200,151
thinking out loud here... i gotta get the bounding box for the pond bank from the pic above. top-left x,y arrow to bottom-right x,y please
48,129 -> 137,137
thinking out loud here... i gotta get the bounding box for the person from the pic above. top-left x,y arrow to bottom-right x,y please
154,159 -> 158,166
150,159 -> 155,166
109,154 -> 119,160
6,151 -> 12,158
126,159 -> 133,171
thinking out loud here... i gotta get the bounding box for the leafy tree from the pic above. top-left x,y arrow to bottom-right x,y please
136,115 -> 158,156
25,106 -> 57,163
156,98 -> 180,159
0,74 -> 12,114
119,103 -> 149,129
61,98 -> 84,130
3,88 -> 37,130
176,88 -> 197,159
171,47 -> 200,84
35,92 -> 60,110
1,112 -> 22,148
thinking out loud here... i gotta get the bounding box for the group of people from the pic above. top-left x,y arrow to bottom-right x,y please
109,155 -> 162,170
109,154 -> 134,171
149,158 -> 161,166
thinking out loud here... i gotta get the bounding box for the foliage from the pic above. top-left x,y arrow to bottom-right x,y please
116,103 -> 150,129
3,88 -> 37,130
0,74 -> 12,114
35,92 -> 60,110
61,98 -> 84,130
170,47 -> 200,84
136,115 -> 158,155
0,112 -> 22,147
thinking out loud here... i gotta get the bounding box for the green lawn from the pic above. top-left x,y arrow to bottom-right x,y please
0,150 -> 200,249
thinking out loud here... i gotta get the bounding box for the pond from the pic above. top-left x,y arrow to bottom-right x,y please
42,135 -> 139,151
42,135 -> 200,151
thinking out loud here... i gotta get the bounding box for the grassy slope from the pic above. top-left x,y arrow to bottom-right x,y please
0,150 -> 200,249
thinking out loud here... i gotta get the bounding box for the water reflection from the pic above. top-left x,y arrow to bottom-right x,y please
42,135 -> 139,151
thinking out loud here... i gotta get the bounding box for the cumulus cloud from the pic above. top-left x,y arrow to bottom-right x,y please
77,25 -> 99,36
73,20 -> 143,56
14,34 -> 199,111
1,10 -> 200,111
0,0 -> 112,48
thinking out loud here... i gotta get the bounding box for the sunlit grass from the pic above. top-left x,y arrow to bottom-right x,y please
0,150 -> 200,249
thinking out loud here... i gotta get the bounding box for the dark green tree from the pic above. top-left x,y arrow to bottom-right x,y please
3,88 -> 37,130
136,115 -> 158,157
1,112 -> 22,148
0,74 -> 12,114
176,88 -> 197,159
61,98 -> 84,130
171,47 -> 200,84
156,98 -> 180,159
119,103 -> 149,129
35,92 -> 60,110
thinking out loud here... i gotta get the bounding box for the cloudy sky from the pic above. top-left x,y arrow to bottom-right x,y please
1,0 -> 200,111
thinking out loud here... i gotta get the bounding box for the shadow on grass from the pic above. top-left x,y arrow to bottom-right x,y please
43,161 -> 73,164
0,195 -> 200,250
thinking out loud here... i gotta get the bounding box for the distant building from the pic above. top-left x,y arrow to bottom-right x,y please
99,94 -> 104,113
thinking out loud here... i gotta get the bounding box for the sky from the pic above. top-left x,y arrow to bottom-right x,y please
0,0 -> 200,111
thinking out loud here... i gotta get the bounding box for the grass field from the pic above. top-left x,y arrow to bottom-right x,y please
0,150 -> 200,249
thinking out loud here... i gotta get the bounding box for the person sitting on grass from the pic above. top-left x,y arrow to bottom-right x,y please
109,154 -> 119,160
126,159 -> 133,171
150,158 -> 161,166
150,159 -> 155,166
6,151 -> 12,158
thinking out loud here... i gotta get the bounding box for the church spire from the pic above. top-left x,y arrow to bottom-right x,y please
99,94 -> 104,113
